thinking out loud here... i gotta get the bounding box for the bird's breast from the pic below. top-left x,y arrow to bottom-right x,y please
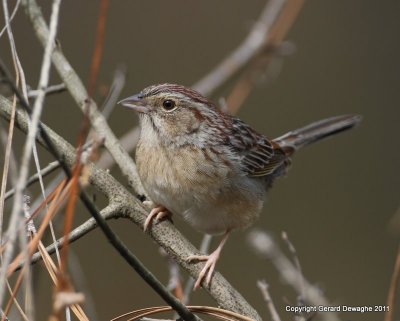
136,143 -> 230,193
136,142 -> 265,234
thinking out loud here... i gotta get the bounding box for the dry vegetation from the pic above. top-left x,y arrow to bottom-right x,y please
0,1 -> 398,321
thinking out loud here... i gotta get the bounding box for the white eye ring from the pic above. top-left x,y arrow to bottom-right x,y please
162,99 -> 177,111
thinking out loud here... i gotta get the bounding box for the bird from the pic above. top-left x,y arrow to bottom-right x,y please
119,83 -> 361,289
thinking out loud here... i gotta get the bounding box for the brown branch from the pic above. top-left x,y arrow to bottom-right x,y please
88,0 -> 110,96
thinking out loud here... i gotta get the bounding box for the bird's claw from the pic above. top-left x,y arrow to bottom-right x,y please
187,251 -> 220,290
143,206 -> 170,231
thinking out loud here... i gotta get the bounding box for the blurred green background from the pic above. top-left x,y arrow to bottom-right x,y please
1,1 -> 399,320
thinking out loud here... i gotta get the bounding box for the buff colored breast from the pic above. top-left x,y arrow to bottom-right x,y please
136,142 -> 265,235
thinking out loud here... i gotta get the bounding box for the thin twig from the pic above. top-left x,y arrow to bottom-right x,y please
282,231 -> 305,302
247,230 -> 340,321
20,196 -> 34,321
87,0 -> 110,96
226,0 -> 305,113
27,83 -> 66,98
257,280 -> 281,321
384,244 -> 400,321
67,251 -> 100,321
19,216 -> 99,269
0,81 -> 18,240
0,0 -> 62,308
4,161 -> 60,201
161,248 -> 183,300
2,265 -> 27,321
3,200 -> 34,321
0,0 -> 20,38
94,65 -> 127,167
192,0 -> 287,96
100,65 -> 127,120
96,127 -> 140,169
0,0 -> 24,245
37,237 -> 89,320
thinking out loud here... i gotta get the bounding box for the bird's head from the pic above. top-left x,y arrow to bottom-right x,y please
119,83 -> 223,146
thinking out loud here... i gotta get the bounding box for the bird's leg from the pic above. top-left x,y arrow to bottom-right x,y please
187,230 -> 230,289
143,203 -> 172,231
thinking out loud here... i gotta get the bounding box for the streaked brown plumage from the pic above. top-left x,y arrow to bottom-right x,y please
120,83 -> 361,289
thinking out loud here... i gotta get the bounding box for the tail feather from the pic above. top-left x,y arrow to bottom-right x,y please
273,114 -> 362,153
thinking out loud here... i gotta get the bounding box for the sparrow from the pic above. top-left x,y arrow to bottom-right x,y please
119,83 -> 361,289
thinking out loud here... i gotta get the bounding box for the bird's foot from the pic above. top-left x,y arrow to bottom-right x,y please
187,231 -> 230,289
143,206 -> 171,231
187,248 -> 222,290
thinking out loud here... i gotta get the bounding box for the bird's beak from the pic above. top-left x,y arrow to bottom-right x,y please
118,94 -> 149,113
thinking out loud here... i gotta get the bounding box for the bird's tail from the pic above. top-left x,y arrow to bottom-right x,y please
273,114 -> 362,154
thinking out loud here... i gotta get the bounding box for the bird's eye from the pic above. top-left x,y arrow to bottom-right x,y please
162,99 -> 176,111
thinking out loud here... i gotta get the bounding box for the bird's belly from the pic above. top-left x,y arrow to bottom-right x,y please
136,144 -> 265,234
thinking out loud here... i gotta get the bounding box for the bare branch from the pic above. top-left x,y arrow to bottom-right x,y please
96,127 -> 140,169
282,231 -> 305,302
0,97 -> 18,236
4,161 -> 60,201
248,230 -> 340,321
100,65 -> 127,120
26,210 -> 108,268
192,0 -> 286,96
257,280 -> 281,321
0,0 -> 20,39
27,83 -> 66,98
226,0 -> 305,113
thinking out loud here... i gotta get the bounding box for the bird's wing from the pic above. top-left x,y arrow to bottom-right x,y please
229,118 -> 287,177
